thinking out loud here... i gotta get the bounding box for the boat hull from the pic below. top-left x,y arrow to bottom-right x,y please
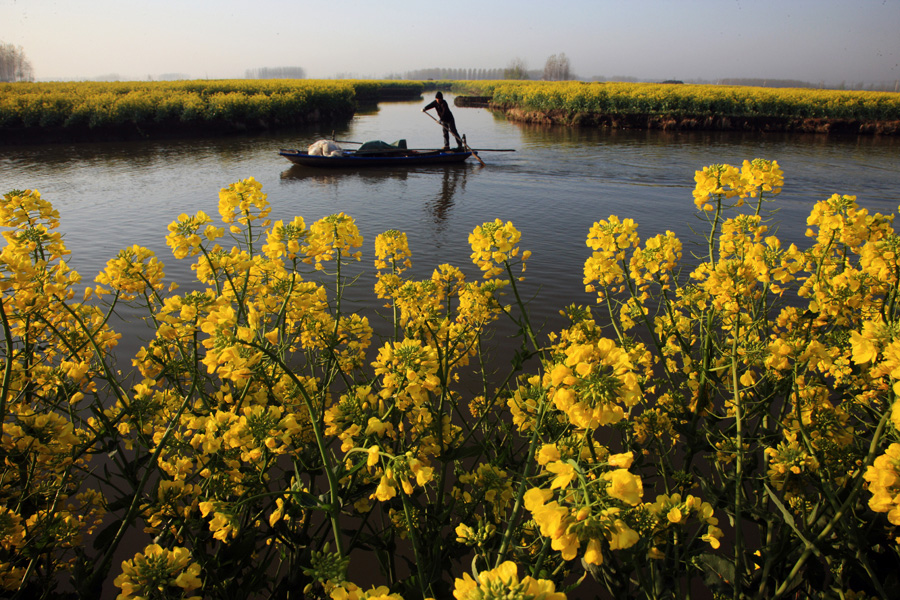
278,149 -> 472,168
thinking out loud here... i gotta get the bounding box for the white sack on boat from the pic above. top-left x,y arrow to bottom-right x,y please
308,139 -> 343,156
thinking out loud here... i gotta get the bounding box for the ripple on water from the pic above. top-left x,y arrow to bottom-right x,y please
2,97 -> 898,339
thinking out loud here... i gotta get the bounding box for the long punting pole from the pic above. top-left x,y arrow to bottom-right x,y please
422,111 -> 487,166
329,130 -> 514,153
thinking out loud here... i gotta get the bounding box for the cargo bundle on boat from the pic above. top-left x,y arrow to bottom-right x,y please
279,139 -> 474,168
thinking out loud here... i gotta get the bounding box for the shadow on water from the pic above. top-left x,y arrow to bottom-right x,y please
279,161 -> 474,232
426,165 -> 470,230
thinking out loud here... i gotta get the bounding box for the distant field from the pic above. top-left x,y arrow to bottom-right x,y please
3,79 -> 898,142
0,79 -> 428,142
460,80 -> 900,132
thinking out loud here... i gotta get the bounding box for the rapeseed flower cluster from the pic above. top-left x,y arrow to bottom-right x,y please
692,158 -> 783,212
584,215 -> 638,298
5,160 -> 900,599
262,215 -> 307,260
469,218 -> 530,280
218,177 -> 271,231
1,189 -> 118,593
330,582 -> 408,600
303,212 -> 363,269
166,210 -> 220,259
374,229 -> 412,273
646,493 -> 723,551
864,443 -> 900,535
94,244 -> 167,301
452,561 -> 565,600
453,463 -> 515,523
113,544 -> 202,600
543,312 -> 641,429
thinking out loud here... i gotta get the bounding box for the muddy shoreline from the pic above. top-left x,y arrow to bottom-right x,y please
0,109 -> 356,145
502,105 -> 899,135
0,83 -> 426,146
453,96 -> 899,135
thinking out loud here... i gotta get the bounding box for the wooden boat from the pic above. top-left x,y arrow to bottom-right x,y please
278,147 -> 474,168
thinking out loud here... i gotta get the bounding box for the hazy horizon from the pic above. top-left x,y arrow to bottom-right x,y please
2,0 -> 898,86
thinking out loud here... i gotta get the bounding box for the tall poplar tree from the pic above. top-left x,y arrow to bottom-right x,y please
0,42 -> 34,82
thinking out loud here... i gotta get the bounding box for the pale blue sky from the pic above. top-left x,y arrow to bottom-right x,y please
2,0 -> 898,84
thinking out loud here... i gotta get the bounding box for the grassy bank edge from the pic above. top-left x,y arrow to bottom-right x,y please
454,80 -> 900,135
0,79 -> 447,144
4,79 -> 898,144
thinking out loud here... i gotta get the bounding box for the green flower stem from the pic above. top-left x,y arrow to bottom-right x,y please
707,196 -> 724,264
454,360 -> 519,451
83,370 -> 199,597
772,409 -> 892,599
250,341 -> 345,558
0,298 -> 16,420
494,395 -> 548,567
390,258 -> 401,341
602,293 -> 625,342
505,262 -> 541,355
399,487 -> 431,599
198,244 -> 223,297
529,537 -> 552,579
14,480 -> 69,596
618,262 -> 681,392
730,333 -> 745,600
54,296 -> 130,410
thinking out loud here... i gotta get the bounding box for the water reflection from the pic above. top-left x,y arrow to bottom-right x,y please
426,165 -> 469,228
280,165 -> 410,184
279,162 -> 472,229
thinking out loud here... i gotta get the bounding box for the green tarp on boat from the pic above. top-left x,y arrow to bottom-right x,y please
356,139 -> 408,154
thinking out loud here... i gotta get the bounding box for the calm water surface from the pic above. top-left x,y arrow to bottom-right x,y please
2,96 -> 899,338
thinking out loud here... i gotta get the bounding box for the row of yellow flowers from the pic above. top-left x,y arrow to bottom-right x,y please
466,80 -> 900,121
2,159 -> 899,599
5,78 -> 898,135
0,79 -> 425,130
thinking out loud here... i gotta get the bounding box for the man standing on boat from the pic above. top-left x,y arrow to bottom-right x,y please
423,91 -> 463,151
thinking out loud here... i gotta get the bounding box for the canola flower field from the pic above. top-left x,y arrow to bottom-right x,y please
465,80 -> 900,128
2,159 -> 900,599
0,79 -> 426,138
3,78 -> 899,142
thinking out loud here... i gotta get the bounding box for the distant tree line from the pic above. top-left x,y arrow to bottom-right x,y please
403,54 -> 573,82
157,73 -> 191,81
244,66 -> 306,79
0,41 -> 34,82
403,67 -> 508,80
717,77 -> 818,89
716,77 -> 900,92
542,53 -> 570,81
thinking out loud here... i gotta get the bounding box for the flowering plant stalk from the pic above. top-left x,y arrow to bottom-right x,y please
2,161 -> 899,600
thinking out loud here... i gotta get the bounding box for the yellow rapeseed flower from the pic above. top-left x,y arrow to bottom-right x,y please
114,544 -> 202,600
452,561 -> 566,600
468,219 -> 527,280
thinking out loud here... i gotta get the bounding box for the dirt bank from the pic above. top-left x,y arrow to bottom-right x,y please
496,106 -> 900,135
0,109 -> 355,145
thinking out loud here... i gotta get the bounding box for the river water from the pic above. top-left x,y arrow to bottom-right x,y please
2,95 -> 899,342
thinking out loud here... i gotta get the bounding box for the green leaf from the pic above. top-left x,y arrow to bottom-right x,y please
698,552 -> 735,590
92,518 -> 123,552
